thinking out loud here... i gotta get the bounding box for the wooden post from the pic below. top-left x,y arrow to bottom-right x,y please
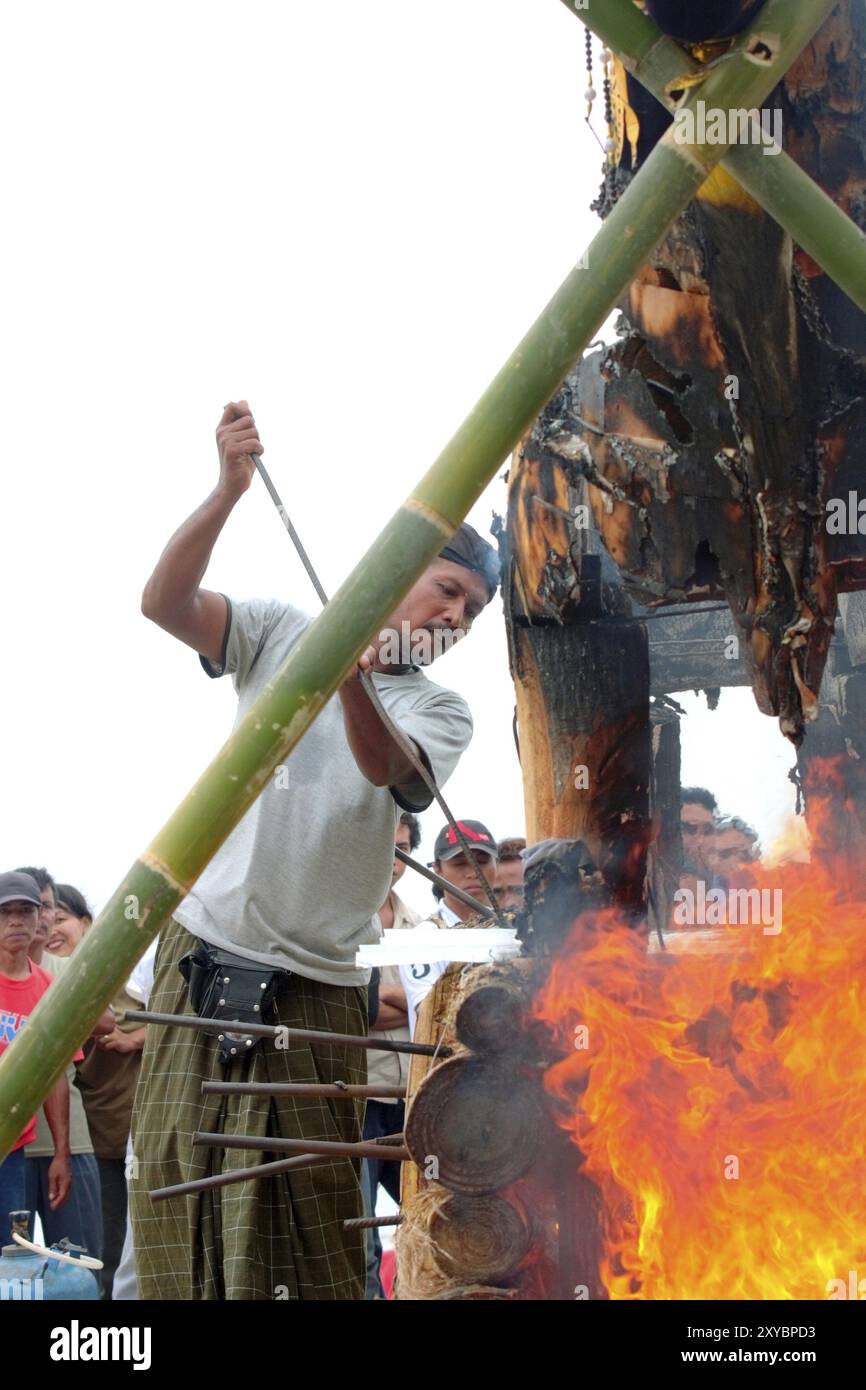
493,428 -> 654,1301
501,446 -> 652,914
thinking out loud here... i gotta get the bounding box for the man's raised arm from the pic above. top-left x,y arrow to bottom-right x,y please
140,400 -> 263,663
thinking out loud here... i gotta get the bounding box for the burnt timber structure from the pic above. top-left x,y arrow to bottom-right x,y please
502,0 -> 866,915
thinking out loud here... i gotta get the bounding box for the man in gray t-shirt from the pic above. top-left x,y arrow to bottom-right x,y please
129,400 -> 500,1301
173,593 -> 473,984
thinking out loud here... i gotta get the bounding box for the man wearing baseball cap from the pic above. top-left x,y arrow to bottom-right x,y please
0,872 -> 73,1239
400,820 -> 499,1036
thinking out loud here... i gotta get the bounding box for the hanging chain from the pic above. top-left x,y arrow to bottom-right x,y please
601,45 -> 617,164
584,26 -> 618,174
584,25 -> 596,120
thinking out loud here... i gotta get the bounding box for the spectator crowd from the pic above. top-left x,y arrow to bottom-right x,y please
0,867 -> 147,1297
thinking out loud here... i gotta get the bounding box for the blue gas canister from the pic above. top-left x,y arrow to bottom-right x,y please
0,1212 -> 100,1300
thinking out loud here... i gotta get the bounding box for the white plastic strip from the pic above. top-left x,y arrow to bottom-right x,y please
11,1231 -> 104,1270
357,927 -> 520,967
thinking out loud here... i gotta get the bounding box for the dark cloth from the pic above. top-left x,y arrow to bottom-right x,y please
360,1153 -> 384,1300
129,918 -> 367,1301
360,1099 -> 406,1300
97,1157 -> 127,1298
0,1149 -> 26,1244
25,1152 -> 103,1258
439,521 -> 500,598
367,967 -> 380,1027
363,1099 -> 405,1204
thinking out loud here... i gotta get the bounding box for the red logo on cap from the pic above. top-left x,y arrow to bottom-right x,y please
446,822 -> 490,845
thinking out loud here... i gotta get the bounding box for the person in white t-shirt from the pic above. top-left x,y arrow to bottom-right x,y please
400,820 -> 499,1037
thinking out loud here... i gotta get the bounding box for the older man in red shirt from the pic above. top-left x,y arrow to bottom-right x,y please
0,871 -> 73,1241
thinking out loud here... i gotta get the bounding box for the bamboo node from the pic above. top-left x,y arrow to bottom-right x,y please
403,495 -> 460,540
138,849 -> 193,898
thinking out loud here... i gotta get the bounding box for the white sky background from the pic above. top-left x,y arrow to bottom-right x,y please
0,0 -> 797,921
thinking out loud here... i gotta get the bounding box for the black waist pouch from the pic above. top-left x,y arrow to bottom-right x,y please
179,940 -> 292,1065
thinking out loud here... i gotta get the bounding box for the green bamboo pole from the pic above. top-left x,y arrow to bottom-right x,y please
560,0 -> 866,312
0,0 -> 838,1160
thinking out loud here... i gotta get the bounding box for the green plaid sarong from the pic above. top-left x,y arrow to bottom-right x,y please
129,918 -> 367,1300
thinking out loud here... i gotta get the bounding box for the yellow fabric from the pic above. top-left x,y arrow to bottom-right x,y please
613,57 -> 640,167
697,163 -> 764,214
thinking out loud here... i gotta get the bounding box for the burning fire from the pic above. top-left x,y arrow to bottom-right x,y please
533,795 -> 866,1299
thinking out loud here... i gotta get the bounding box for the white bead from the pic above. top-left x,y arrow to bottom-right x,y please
601,48 -> 612,63
584,87 -> 597,102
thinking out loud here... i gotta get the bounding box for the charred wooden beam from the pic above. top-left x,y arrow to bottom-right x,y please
796,594 -> 866,889
646,604 -> 751,694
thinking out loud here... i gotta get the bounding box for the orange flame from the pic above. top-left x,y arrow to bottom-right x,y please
533,814 -> 866,1299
